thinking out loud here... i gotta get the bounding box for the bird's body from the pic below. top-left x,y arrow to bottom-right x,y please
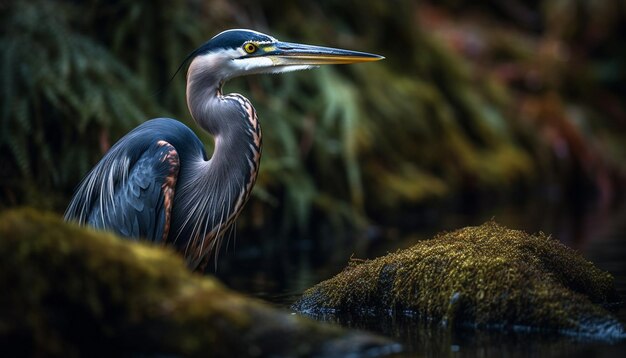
65,29 -> 382,269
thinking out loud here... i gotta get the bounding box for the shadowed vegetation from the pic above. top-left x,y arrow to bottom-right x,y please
0,1 -> 158,207
293,221 -> 624,340
1,0 -> 624,236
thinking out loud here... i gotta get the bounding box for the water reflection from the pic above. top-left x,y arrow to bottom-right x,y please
216,202 -> 626,356
300,313 -> 622,357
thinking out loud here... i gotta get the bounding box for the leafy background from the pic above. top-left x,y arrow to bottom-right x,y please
1,0 -> 624,241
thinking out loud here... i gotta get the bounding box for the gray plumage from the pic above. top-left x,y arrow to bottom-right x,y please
65,29 -> 383,269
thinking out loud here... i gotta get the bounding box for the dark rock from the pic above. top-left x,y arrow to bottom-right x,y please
293,221 -> 625,340
0,208 -> 400,357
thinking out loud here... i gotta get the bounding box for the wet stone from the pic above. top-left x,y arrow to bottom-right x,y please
293,221 -> 625,340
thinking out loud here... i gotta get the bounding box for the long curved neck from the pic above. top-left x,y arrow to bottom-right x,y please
186,56 -> 262,170
174,56 -> 261,264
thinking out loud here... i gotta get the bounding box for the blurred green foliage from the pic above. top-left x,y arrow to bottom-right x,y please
0,0 -> 624,234
0,1 -> 158,207
0,208 -> 394,356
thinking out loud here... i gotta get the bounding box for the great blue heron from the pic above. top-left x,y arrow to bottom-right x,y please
65,29 -> 383,269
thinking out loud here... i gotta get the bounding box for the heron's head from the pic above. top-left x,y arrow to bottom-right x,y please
187,29 -> 383,81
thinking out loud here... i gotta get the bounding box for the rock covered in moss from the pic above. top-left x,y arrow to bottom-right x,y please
0,208 -> 400,357
293,222 -> 624,340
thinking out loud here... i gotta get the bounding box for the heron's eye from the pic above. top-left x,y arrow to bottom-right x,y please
243,43 -> 257,54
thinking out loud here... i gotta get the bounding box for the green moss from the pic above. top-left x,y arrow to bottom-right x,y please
294,221 -> 625,340
0,208 -> 399,357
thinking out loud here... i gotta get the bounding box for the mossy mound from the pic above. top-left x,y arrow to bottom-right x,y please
293,222 -> 624,340
0,209 -> 400,357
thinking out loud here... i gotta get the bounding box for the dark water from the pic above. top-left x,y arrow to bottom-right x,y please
216,202 -> 626,357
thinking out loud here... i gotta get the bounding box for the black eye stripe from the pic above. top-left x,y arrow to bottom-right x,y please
192,30 -> 278,57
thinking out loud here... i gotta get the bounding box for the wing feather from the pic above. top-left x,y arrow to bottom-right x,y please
65,140 -> 179,242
